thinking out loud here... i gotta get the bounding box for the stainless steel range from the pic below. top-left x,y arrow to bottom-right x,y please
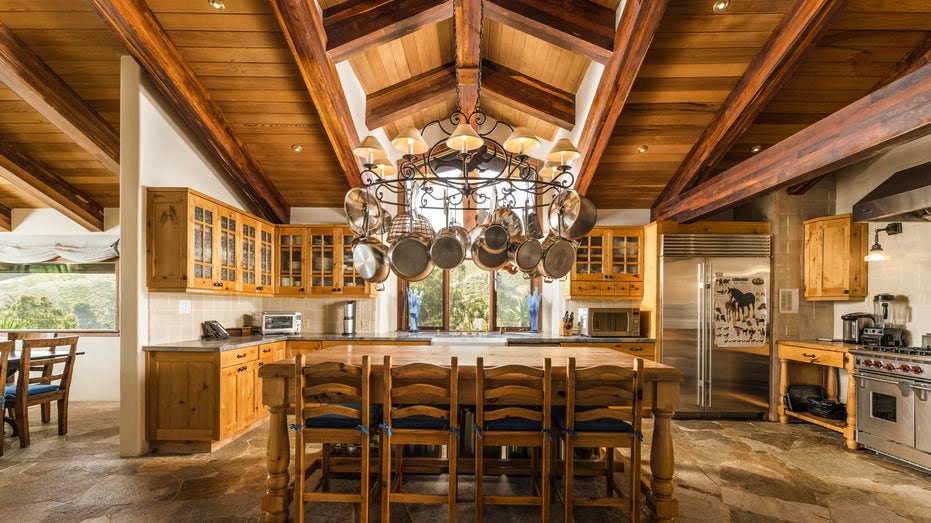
851,345 -> 931,471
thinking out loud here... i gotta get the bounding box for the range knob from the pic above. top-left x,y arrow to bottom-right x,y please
863,359 -> 875,367
913,366 -> 924,375
899,364 -> 912,373
884,363 -> 896,371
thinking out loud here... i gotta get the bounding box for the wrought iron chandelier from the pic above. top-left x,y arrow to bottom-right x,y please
344,1 -> 595,287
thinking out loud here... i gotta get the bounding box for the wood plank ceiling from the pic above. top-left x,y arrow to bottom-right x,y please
0,0 -> 929,230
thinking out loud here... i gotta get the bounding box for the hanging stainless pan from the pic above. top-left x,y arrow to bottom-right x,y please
472,222 -> 509,254
431,223 -> 470,270
493,206 -> 523,237
387,212 -> 435,281
344,188 -> 382,236
562,196 -> 596,239
471,240 -> 509,271
507,234 -> 543,273
351,236 -> 389,284
538,234 -> 576,280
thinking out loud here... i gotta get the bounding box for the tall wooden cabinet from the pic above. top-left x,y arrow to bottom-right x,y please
565,226 -> 644,299
804,214 -> 868,301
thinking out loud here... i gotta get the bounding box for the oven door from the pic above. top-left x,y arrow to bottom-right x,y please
856,373 -> 915,447
915,382 -> 931,453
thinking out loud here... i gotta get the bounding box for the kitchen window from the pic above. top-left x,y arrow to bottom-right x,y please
0,262 -> 118,332
400,267 -> 540,332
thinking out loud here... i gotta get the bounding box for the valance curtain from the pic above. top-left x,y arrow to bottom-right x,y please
0,236 -> 119,264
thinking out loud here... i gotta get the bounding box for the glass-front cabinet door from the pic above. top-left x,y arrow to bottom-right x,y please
610,229 -> 642,281
309,227 -> 338,295
275,226 -> 306,295
573,229 -> 608,280
239,215 -> 258,294
217,208 -> 239,291
189,194 -> 217,290
257,221 -> 275,295
338,228 -> 371,296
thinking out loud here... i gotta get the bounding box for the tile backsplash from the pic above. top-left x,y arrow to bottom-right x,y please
148,293 -> 379,344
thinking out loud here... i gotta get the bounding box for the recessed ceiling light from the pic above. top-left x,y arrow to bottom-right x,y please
750,145 -> 763,154
712,0 -> 730,13
209,0 -> 225,12
291,144 -> 303,153
637,145 -> 649,153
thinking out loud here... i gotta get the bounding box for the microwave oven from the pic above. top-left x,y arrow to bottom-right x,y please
254,311 -> 302,335
578,307 -> 640,337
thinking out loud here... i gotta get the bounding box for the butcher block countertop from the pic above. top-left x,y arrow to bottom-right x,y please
777,339 -> 864,353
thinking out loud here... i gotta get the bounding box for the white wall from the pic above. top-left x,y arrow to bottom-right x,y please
834,133 -> 931,344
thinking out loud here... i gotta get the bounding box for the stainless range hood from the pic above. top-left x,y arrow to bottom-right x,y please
852,161 -> 931,222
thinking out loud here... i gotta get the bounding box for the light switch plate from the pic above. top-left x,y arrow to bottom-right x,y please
178,300 -> 191,314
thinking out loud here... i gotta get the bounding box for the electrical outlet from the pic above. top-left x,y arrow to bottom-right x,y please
178,300 -> 191,314
360,321 -> 371,331
785,323 -> 798,336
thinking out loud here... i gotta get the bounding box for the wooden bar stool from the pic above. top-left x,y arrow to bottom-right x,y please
293,354 -> 378,523
474,357 -> 553,522
380,355 -> 459,522
557,357 -> 645,522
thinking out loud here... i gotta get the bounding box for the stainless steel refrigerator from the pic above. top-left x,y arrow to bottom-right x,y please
660,234 -> 771,418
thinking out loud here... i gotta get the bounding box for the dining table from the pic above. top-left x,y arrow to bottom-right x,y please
3,345 -> 84,436
258,344 -> 683,522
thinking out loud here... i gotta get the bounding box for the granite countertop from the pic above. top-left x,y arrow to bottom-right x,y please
777,339 -> 865,352
143,332 -> 656,352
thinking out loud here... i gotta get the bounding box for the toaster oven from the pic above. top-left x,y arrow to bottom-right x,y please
254,311 -> 302,335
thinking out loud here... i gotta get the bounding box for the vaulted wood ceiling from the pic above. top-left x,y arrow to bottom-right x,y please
0,0 -> 930,231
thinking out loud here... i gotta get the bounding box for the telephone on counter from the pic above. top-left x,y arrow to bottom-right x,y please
201,320 -> 229,340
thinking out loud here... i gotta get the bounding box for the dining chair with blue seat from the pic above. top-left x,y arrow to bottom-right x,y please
379,354 -> 459,522
556,356 -> 645,523
474,356 -> 553,523
0,340 -> 12,456
293,353 -> 378,523
5,336 -> 79,448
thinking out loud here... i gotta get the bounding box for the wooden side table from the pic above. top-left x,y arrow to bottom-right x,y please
777,340 -> 858,450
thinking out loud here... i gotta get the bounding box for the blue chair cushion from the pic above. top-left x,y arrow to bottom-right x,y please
305,404 -> 382,429
391,414 -> 450,431
482,406 -> 543,432
553,406 -> 634,433
4,383 -> 59,397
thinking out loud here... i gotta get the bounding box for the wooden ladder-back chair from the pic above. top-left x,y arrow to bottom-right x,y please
380,355 -> 459,522
474,357 -> 553,523
6,332 -> 57,422
558,357 -> 645,522
293,354 -> 377,523
6,336 -> 78,448
0,340 -> 12,456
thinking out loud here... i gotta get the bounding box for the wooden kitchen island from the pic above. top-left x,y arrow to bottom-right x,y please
258,344 -> 683,522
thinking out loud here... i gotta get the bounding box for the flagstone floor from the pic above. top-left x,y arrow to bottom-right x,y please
1,402 -> 930,522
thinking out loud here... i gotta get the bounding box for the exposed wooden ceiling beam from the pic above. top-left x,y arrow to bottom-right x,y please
365,60 -> 575,130
323,0 -> 453,63
0,22 -> 120,176
271,0 -> 362,189
455,0 -> 481,116
0,202 -> 11,232
786,30 -> 931,196
0,139 -> 104,231
655,0 -> 846,205
367,65 -> 456,130
652,62 -> 931,223
87,0 -> 290,224
485,0 -> 614,64
574,0 -> 669,196
481,61 -> 575,130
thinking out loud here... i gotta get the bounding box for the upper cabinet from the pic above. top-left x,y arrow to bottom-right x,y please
274,225 -> 374,297
565,226 -> 644,299
804,214 -> 868,301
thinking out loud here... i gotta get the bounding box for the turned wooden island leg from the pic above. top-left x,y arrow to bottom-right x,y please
261,375 -> 293,522
843,354 -> 859,450
778,357 -> 789,423
647,382 -> 679,522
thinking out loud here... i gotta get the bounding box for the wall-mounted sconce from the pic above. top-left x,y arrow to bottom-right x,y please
864,222 -> 902,261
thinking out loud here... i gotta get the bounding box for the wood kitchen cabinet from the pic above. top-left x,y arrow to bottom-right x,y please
561,341 -> 655,360
565,226 -> 644,299
146,341 -> 282,453
275,226 -> 307,295
804,214 -> 868,301
275,226 -> 375,296
239,215 -> 275,295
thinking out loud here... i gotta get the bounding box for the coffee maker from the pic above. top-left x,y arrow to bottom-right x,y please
342,300 -> 357,336
860,293 -> 905,347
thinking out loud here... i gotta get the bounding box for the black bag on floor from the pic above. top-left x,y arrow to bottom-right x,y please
784,385 -> 825,412
807,398 -> 847,420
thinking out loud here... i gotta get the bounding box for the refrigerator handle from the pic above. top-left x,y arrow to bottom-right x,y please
696,262 -> 706,404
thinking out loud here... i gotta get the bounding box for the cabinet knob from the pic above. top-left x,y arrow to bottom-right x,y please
843,289 -> 850,294
236,353 -> 247,359
256,286 -> 263,291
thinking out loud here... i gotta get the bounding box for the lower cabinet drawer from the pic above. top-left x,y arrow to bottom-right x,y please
779,345 -> 844,367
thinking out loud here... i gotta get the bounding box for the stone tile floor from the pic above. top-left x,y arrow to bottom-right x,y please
1,402 -> 930,522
